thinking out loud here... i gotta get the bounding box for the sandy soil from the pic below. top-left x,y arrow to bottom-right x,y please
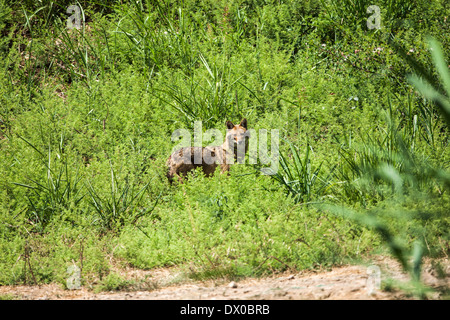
0,256 -> 448,300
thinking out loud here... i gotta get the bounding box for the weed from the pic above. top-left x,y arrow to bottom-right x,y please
86,162 -> 160,231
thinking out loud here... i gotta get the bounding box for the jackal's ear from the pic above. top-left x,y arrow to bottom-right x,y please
240,118 -> 247,129
226,121 -> 234,129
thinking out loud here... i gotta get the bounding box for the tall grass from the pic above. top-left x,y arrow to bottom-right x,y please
51,6 -> 120,89
86,162 -> 160,231
271,139 -> 333,204
321,37 -> 450,298
321,0 -> 416,29
13,136 -> 84,233
156,54 -> 245,129
115,2 -> 199,75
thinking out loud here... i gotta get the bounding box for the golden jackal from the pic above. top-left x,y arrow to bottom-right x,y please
167,119 -> 249,183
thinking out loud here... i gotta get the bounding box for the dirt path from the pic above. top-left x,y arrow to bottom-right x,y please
0,256 -> 448,300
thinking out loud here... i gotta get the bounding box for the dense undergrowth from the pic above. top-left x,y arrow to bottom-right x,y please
0,0 -> 448,298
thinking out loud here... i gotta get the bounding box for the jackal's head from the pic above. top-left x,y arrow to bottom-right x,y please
225,119 -> 249,158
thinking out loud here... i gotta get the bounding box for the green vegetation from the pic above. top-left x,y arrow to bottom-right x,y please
0,0 -> 448,298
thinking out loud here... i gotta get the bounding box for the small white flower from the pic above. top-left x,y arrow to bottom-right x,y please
372,47 -> 383,54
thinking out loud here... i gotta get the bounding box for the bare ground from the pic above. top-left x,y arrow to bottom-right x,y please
0,256 -> 448,300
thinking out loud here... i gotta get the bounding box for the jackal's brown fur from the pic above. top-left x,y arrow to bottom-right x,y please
167,119 -> 249,183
